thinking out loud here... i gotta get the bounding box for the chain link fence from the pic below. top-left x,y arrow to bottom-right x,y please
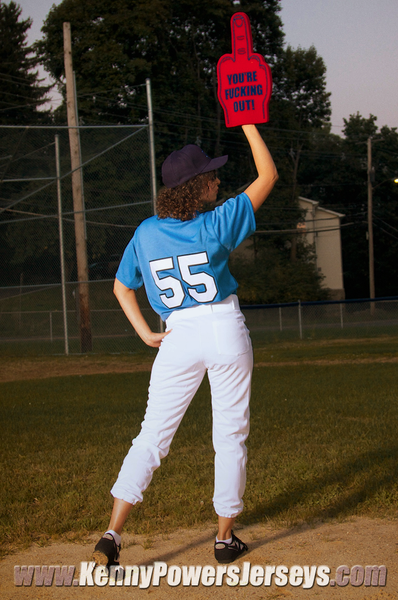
0,124 -> 153,285
244,297 -> 398,347
0,281 -> 156,355
2,126 -> 398,356
1,284 -> 398,355
0,124 -> 158,355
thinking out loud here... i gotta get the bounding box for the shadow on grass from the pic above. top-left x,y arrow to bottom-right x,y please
245,446 -> 398,525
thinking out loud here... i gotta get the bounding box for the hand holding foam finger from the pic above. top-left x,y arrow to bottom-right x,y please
217,12 -> 272,127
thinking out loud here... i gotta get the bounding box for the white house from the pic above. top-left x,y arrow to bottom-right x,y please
298,197 -> 345,300
230,195 -> 345,300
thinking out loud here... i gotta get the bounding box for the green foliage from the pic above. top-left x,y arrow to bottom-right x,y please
272,45 -> 331,130
231,240 -> 327,304
298,113 -> 398,298
250,45 -> 332,301
16,0 -> 334,301
268,44 -> 331,201
36,0 -> 284,130
0,2 -> 53,285
0,1 -> 50,124
220,45 -> 331,304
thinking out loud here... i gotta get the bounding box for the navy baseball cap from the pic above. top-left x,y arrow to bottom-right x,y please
161,144 -> 228,188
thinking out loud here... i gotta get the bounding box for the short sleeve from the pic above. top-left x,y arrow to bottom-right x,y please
209,192 -> 256,252
115,235 -> 144,290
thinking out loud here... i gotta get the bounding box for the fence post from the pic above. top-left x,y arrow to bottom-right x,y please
279,306 -> 283,331
298,300 -> 303,339
18,272 -> 23,331
146,77 -> 164,335
340,302 -> 344,329
50,312 -> 53,343
55,135 -> 69,355
146,78 -> 157,215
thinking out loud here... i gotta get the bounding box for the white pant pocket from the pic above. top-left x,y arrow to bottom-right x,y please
212,318 -> 251,356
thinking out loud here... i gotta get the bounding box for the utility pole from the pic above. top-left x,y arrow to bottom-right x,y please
63,22 -> 92,352
367,137 -> 375,308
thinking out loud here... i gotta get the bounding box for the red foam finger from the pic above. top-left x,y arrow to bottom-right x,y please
231,13 -> 253,58
217,12 -> 272,128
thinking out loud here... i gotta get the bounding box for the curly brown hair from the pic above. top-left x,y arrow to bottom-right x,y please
156,171 -> 216,221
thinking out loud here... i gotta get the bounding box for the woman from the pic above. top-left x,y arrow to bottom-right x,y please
93,124 -> 278,566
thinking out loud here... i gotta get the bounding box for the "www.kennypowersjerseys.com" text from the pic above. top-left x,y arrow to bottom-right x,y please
14,562 -> 387,588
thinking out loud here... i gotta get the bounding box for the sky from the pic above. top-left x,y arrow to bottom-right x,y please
18,0 -> 398,135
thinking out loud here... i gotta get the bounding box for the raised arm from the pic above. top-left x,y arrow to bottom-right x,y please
114,278 -> 169,348
241,124 -> 278,213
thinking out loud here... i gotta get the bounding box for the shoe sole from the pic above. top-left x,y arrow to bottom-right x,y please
92,550 -> 110,566
216,553 -> 247,564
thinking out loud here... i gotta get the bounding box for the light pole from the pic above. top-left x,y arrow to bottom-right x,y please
367,136 -> 398,303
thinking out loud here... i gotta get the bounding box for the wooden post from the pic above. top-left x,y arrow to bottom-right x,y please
145,78 -> 164,334
145,78 -> 157,216
63,22 -> 92,352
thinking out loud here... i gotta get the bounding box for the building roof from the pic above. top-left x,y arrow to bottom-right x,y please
299,196 -> 345,218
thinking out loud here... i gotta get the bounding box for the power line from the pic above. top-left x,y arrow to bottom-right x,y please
0,71 -> 40,84
0,126 -> 147,215
251,222 -> 359,235
373,216 -> 398,233
0,199 -> 150,225
0,90 -> 49,103
0,100 -> 48,113
373,223 -> 398,241
39,90 -> 396,160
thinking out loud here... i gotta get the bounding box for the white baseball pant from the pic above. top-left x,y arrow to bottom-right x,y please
111,294 -> 253,518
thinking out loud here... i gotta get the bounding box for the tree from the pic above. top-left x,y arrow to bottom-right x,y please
36,0 -> 284,152
0,2 -> 53,286
272,45 -> 331,130
363,122 -> 398,297
242,44 -> 332,301
298,113 -> 398,299
35,0 -> 335,301
0,1 -> 50,124
269,44 -> 331,208
230,242 -> 327,304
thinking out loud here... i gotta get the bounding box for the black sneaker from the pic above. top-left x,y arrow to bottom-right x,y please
214,531 -> 248,564
93,533 -> 121,567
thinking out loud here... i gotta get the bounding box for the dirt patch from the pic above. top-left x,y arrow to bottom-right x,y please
0,356 -> 153,383
1,517 -> 397,599
2,355 -> 398,383
254,356 -> 398,368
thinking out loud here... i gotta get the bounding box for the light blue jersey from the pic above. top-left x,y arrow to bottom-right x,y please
116,192 -> 255,321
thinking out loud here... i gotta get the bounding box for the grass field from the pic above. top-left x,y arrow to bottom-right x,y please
1,339 -> 398,558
